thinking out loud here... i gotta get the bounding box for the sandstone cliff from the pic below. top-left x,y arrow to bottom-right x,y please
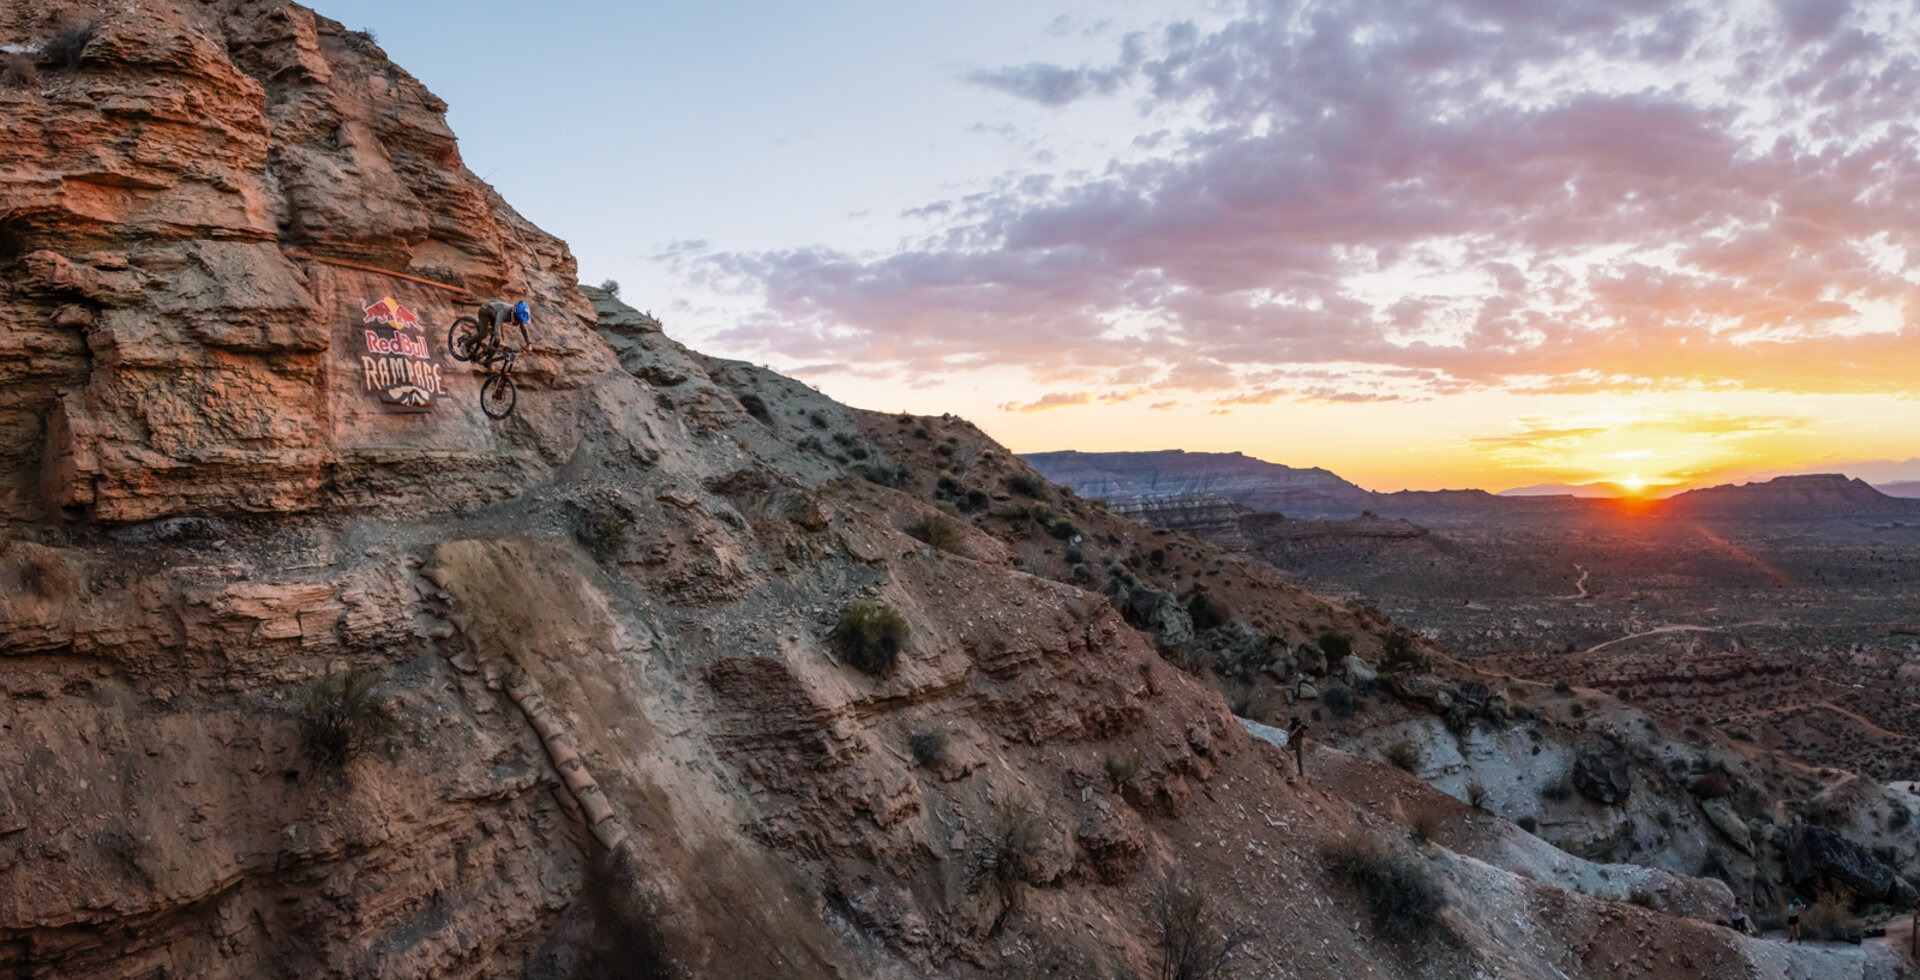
0,3 -> 1906,978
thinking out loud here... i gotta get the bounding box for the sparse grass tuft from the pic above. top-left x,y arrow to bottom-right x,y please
833,600 -> 910,676
1466,779 -> 1488,809
296,669 -> 398,769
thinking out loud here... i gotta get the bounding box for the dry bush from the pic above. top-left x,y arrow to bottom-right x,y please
966,799 -> 1047,936
909,731 -> 948,768
1321,683 -> 1356,720
1466,779 -> 1489,809
910,514 -> 969,555
296,669 -> 398,769
1150,871 -> 1251,980
1691,770 -> 1733,799
1104,750 -> 1144,792
1409,808 -> 1443,844
42,20 -> 94,70
1322,834 -> 1448,942
2,52 -> 37,87
1801,888 -> 1859,941
832,600 -> 909,676
1383,738 -> 1423,773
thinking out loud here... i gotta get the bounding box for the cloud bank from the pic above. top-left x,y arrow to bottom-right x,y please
690,0 -> 1920,410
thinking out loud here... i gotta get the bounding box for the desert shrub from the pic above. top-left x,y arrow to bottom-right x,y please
1554,679 -> 1572,694
1321,683 -> 1356,720
1517,815 -> 1538,833
1690,770 -> 1733,800
909,731 -> 948,768
296,669 -> 398,768
833,601 -> 909,676
1316,630 -> 1353,661
1802,888 -> 1859,941
1148,548 -> 1165,567
2,52 -> 36,88
1322,835 -> 1447,941
1541,772 -> 1575,802
1185,588 -> 1227,631
737,392 -> 771,423
910,514 -> 969,555
1379,629 -> 1425,672
1105,751 -> 1144,792
1006,472 -> 1046,498
42,20 -> 95,70
597,278 -> 620,296
1627,890 -> 1657,910
1383,738 -> 1423,773
967,800 -> 1047,936
1466,780 -> 1489,809
857,462 -> 910,488
1409,808 -> 1442,844
1150,871 -> 1251,980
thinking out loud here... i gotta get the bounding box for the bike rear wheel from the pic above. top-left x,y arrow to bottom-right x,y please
447,317 -> 482,362
480,372 -> 518,419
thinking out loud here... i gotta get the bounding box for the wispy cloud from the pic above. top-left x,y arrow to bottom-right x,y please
692,0 -> 1920,405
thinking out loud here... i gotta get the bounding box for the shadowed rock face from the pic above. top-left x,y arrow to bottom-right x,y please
1780,825 -> 1906,904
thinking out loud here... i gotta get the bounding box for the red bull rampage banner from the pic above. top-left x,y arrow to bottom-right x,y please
360,296 -> 445,411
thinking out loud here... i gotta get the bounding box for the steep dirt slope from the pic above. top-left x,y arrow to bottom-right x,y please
0,3 -> 1906,978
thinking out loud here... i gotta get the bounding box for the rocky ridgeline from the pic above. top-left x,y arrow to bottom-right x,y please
1,3 -> 1913,978
1101,493 -> 1248,550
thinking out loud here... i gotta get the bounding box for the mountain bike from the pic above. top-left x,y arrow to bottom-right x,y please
447,316 -> 529,420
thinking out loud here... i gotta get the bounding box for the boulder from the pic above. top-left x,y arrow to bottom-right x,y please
1572,741 -> 1631,805
1343,654 -> 1378,687
1780,824 -> 1900,902
1699,798 -> 1753,855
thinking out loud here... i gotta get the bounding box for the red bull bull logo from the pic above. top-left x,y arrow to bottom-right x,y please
362,296 -> 422,328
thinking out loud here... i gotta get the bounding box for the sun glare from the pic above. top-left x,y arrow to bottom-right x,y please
1618,473 -> 1646,494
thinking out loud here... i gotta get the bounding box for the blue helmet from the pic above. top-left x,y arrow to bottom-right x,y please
513,300 -> 531,325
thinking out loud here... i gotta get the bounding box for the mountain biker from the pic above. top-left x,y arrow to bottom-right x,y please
475,299 -> 532,353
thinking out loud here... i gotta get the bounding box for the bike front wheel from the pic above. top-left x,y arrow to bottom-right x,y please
447,317 -> 482,363
480,372 -> 518,419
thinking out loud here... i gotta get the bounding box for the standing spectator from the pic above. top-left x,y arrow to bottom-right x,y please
1285,716 -> 1310,783
1786,898 -> 1803,943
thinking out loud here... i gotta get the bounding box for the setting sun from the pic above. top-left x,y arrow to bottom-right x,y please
1618,474 -> 1647,493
